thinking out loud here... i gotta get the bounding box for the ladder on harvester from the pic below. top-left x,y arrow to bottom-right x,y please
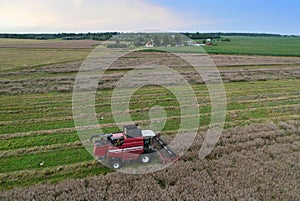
154,136 -> 178,164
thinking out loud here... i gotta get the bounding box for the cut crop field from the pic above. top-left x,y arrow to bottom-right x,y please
0,48 -> 90,72
0,38 -> 53,44
0,39 -> 299,200
0,39 -> 103,49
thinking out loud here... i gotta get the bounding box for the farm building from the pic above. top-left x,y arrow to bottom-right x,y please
145,42 -> 154,48
206,39 -> 213,46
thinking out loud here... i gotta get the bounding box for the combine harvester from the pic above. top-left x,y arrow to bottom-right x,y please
90,124 -> 178,169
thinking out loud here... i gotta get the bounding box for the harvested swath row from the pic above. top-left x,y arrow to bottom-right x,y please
0,132 -> 79,151
0,127 -> 76,140
1,121 -> 297,171
0,147 -> 93,174
234,94 -> 300,103
1,53 -> 300,94
209,54 -> 300,66
2,99 -> 299,126
1,81 -> 299,112
0,94 -> 72,107
3,67 -> 299,95
128,100 -> 300,118
0,116 -> 73,126
98,86 -> 300,103
0,61 -> 82,78
0,141 -> 82,157
0,97 -> 294,131
1,79 -> 297,110
0,161 -> 110,191
1,85 -> 298,121
1,91 -> 299,124
0,117 -> 299,157
90,53 -> 300,68
226,104 -> 300,121
0,118 -> 75,134
218,63 -> 300,70
0,161 -> 95,184
220,66 -> 300,82
1,112 -> 299,143
222,65 -> 300,73
0,77 -> 75,95
0,123 -> 185,141
96,87 -> 299,105
0,122 -> 298,200
2,106 -> 298,152
0,103 -> 70,113
224,114 -> 300,129
1,100 -> 299,134
1,124 -> 280,155
1,91 -> 299,127
2,51 -> 300,73
0,79 -> 298,111
0,89 -> 282,116
0,120 -> 292,158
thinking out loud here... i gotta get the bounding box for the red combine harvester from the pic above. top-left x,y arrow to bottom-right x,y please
90,124 -> 178,169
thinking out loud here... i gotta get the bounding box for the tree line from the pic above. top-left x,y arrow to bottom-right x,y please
182,32 -> 292,40
0,32 -> 297,41
0,32 -> 119,40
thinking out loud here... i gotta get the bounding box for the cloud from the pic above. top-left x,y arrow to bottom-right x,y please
0,0 -> 206,32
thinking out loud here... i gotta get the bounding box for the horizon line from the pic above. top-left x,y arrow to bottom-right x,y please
0,31 -> 299,36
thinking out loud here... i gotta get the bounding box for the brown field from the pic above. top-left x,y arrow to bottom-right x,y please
1,53 -> 300,95
0,40 -> 104,49
211,54 -> 300,66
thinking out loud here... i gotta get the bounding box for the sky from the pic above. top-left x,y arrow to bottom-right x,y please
0,0 -> 299,34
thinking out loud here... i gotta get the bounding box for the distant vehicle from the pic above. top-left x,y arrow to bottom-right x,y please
90,124 -> 178,169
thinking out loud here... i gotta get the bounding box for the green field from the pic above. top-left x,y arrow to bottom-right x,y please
1,78 -> 300,189
0,48 -> 90,72
139,36 -> 300,56
0,37 -> 299,191
202,36 -> 300,56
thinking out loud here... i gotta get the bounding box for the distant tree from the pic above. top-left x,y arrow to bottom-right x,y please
153,35 -> 161,46
133,36 -> 145,46
162,35 -> 171,46
174,34 -> 183,44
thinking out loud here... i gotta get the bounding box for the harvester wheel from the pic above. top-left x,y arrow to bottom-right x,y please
111,160 -> 122,169
140,154 -> 151,164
